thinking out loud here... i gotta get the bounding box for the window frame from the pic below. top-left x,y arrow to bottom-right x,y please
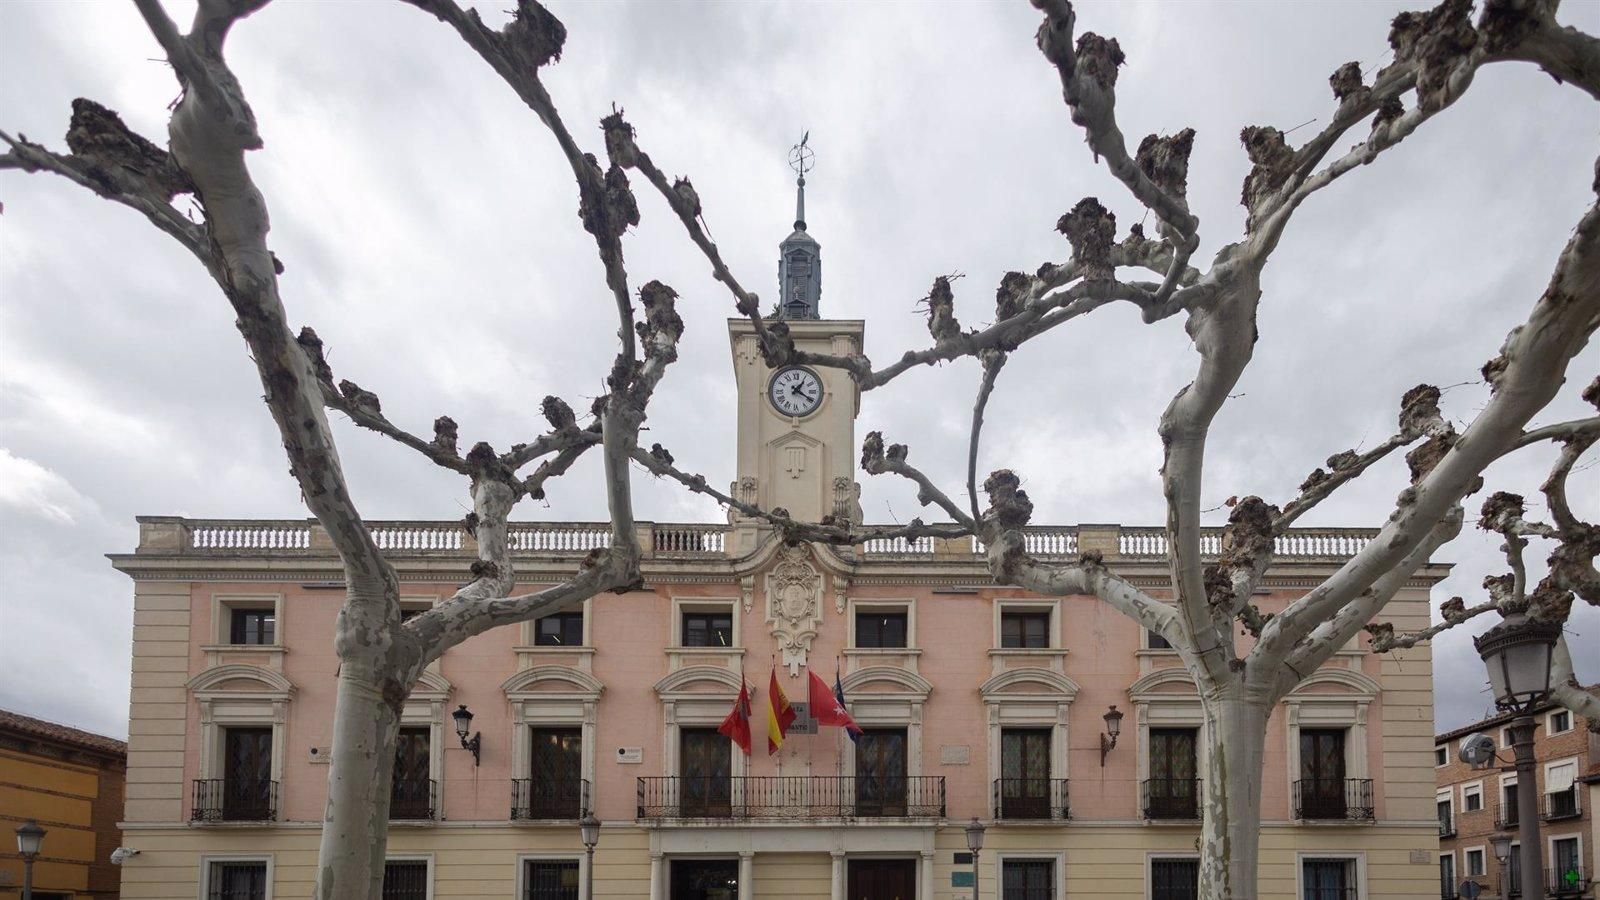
381,856 -> 434,900
992,599 -> 1060,651
681,610 -> 736,648
1435,745 -> 1449,767
854,609 -> 910,649
1461,780 -> 1484,812
1548,708 -> 1573,735
533,611 -> 586,648
1463,846 -> 1486,878
229,608 -> 277,646
198,854 -> 274,900
515,853 -> 585,900
1295,853 -> 1364,900
1145,853 -> 1200,900
1145,629 -> 1175,652
1549,834 -> 1583,885
671,599 -> 740,649
999,610 -> 1053,650
210,594 -> 285,649
995,851 -> 1064,900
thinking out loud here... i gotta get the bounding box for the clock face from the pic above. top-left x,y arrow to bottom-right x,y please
768,366 -> 823,417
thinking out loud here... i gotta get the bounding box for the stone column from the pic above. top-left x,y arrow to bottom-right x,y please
648,853 -> 664,900
738,850 -> 755,900
830,850 -> 846,900
920,850 -> 936,900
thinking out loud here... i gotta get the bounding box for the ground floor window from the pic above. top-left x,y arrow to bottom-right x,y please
1151,857 -> 1198,900
1003,858 -> 1055,899
208,861 -> 268,900
671,859 -> 739,900
1302,858 -> 1356,900
524,859 -> 580,900
382,860 -> 429,900
1440,853 -> 1455,897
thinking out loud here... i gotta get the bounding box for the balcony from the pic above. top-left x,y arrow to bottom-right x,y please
389,777 -> 437,821
1141,778 -> 1201,821
192,778 -> 277,823
1495,806 -> 1520,830
1293,778 -> 1374,821
1549,865 -> 1591,897
511,778 -> 590,820
993,778 -> 1070,821
636,776 -> 946,820
1438,813 -> 1455,838
1541,788 -> 1581,822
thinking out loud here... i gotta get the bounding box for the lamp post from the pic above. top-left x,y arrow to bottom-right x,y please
1100,705 -> 1124,766
579,812 -> 600,900
451,704 -> 481,766
1492,833 -> 1513,898
965,817 -> 985,900
15,820 -> 45,900
1476,611 -> 1561,900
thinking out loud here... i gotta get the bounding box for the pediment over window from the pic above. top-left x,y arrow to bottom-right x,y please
840,666 -> 933,700
979,667 -> 1080,702
1128,667 -> 1199,701
503,665 -> 605,701
410,670 -> 453,701
1286,667 -> 1380,699
186,664 -> 294,698
653,665 -> 741,700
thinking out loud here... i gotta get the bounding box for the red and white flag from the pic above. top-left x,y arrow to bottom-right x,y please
807,669 -> 862,739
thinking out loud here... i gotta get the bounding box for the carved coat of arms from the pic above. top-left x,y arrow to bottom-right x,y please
766,544 -> 823,676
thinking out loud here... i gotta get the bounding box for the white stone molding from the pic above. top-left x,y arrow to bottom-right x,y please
204,592 -> 286,671
989,598 -> 1068,675
502,666 -> 605,797
667,596 -> 744,672
188,664 -> 295,792
980,667 -> 1081,813
401,671 -> 452,818
839,666 -> 933,778
1282,667 -> 1380,811
765,544 -> 824,676
513,597 -> 595,671
653,666 -> 748,779
1127,667 -> 1206,790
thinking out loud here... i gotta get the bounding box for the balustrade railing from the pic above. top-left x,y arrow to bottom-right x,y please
389,777 -> 437,820
1120,527 -> 1374,559
1293,778 -> 1374,821
192,778 -> 277,822
992,778 -> 1069,820
636,775 -> 945,820
1542,788 -> 1581,821
653,524 -> 726,554
1141,778 -> 1201,821
510,778 -> 589,820
1548,865 -> 1590,896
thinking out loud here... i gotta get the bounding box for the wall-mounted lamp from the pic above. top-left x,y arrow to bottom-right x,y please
452,704 -> 482,766
1100,705 -> 1124,766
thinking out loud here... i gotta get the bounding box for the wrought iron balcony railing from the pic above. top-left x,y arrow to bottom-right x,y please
636,776 -> 945,820
192,778 -> 278,822
992,778 -> 1069,821
389,777 -> 437,820
1141,778 -> 1201,821
1541,788 -> 1581,822
1495,806 -> 1519,830
1293,778 -> 1374,821
1301,889 -> 1358,900
511,778 -> 590,820
1438,813 -> 1455,838
1548,864 -> 1590,897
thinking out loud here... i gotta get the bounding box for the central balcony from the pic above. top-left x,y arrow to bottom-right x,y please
1293,778 -> 1374,821
636,776 -> 946,821
993,778 -> 1070,821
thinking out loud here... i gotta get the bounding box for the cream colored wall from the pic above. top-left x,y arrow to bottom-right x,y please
125,580 -> 192,824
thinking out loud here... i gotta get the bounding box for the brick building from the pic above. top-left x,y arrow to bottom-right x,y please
1435,692 -> 1600,899
0,710 -> 128,900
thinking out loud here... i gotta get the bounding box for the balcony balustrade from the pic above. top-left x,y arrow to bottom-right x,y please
1438,812 -> 1455,838
992,778 -> 1070,821
636,776 -> 945,820
1141,778 -> 1201,821
1494,806 -> 1520,830
1541,788 -> 1581,822
192,778 -> 278,822
1293,778 -> 1374,821
510,778 -> 590,820
1548,865 -> 1590,897
389,777 -> 437,821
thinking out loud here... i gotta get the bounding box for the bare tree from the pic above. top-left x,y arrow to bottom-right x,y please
5,1 -> 1598,899
621,1 -> 1600,897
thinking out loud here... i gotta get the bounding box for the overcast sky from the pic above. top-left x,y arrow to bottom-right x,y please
1,0 -> 1595,742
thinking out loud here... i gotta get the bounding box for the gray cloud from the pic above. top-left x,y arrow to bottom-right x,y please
1,0 -> 1595,740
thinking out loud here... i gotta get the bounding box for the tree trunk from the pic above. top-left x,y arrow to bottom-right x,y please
1199,694 -> 1271,900
314,658 -> 401,900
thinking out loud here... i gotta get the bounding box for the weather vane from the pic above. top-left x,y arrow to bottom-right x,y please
788,131 -> 815,179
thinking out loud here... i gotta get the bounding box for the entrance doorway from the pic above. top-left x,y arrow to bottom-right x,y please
670,859 -> 738,900
848,859 -> 916,900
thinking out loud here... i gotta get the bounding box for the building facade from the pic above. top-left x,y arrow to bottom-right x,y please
1435,696 -> 1600,899
1,710 -> 127,900
111,200 -> 1447,900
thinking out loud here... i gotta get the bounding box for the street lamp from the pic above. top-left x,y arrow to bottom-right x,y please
1492,833 -> 1514,896
579,812 -> 600,900
15,820 -> 46,900
1100,705 -> 1124,766
1476,611 -> 1561,900
965,817 -> 986,900
451,704 -> 481,766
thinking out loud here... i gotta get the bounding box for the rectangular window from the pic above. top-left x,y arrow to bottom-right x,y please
208,861 -> 268,900
1147,728 -> 1199,819
1002,858 -> 1055,900
1550,710 -> 1572,733
229,608 -> 275,645
382,861 -> 429,900
1553,837 -> 1581,888
682,611 -> 734,648
1463,783 -> 1483,812
999,729 -> 1052,819
679,727 -> 731,817
1502,782 -> 1519,826
855,611 -> 908,649
1435,746 -> 1449,767
391,727 -> 432,820
855,728 -> 909,816
1150,858 -> 1199,900
523,859 -> 580,900
1437,798 -> 1453,836
1000,611 -> 1050,649
1302,859 -> 1354,900
1297,728 -> 1348,819
1439,855 -> 1455,897
221,727 -> 274,821
534,612 -> 584,647
1509,847 -> 1521,896
522,727 -> 583,819
1147,629 -> 1173,650
1465,849 -> 1485,877
1546,760 -> 1579,818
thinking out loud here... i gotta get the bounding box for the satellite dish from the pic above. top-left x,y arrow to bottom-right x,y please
1459,733 -> 1497,768
1459,879 -> 1482,900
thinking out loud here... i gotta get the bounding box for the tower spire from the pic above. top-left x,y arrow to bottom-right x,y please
779,132 -> 821,320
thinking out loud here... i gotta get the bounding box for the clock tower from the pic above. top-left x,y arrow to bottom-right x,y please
727,137 -> 863,554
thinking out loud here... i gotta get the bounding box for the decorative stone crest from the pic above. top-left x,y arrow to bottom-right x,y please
765,543 -> 824,676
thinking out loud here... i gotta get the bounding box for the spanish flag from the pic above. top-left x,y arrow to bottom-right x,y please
766,669 -> 796,754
